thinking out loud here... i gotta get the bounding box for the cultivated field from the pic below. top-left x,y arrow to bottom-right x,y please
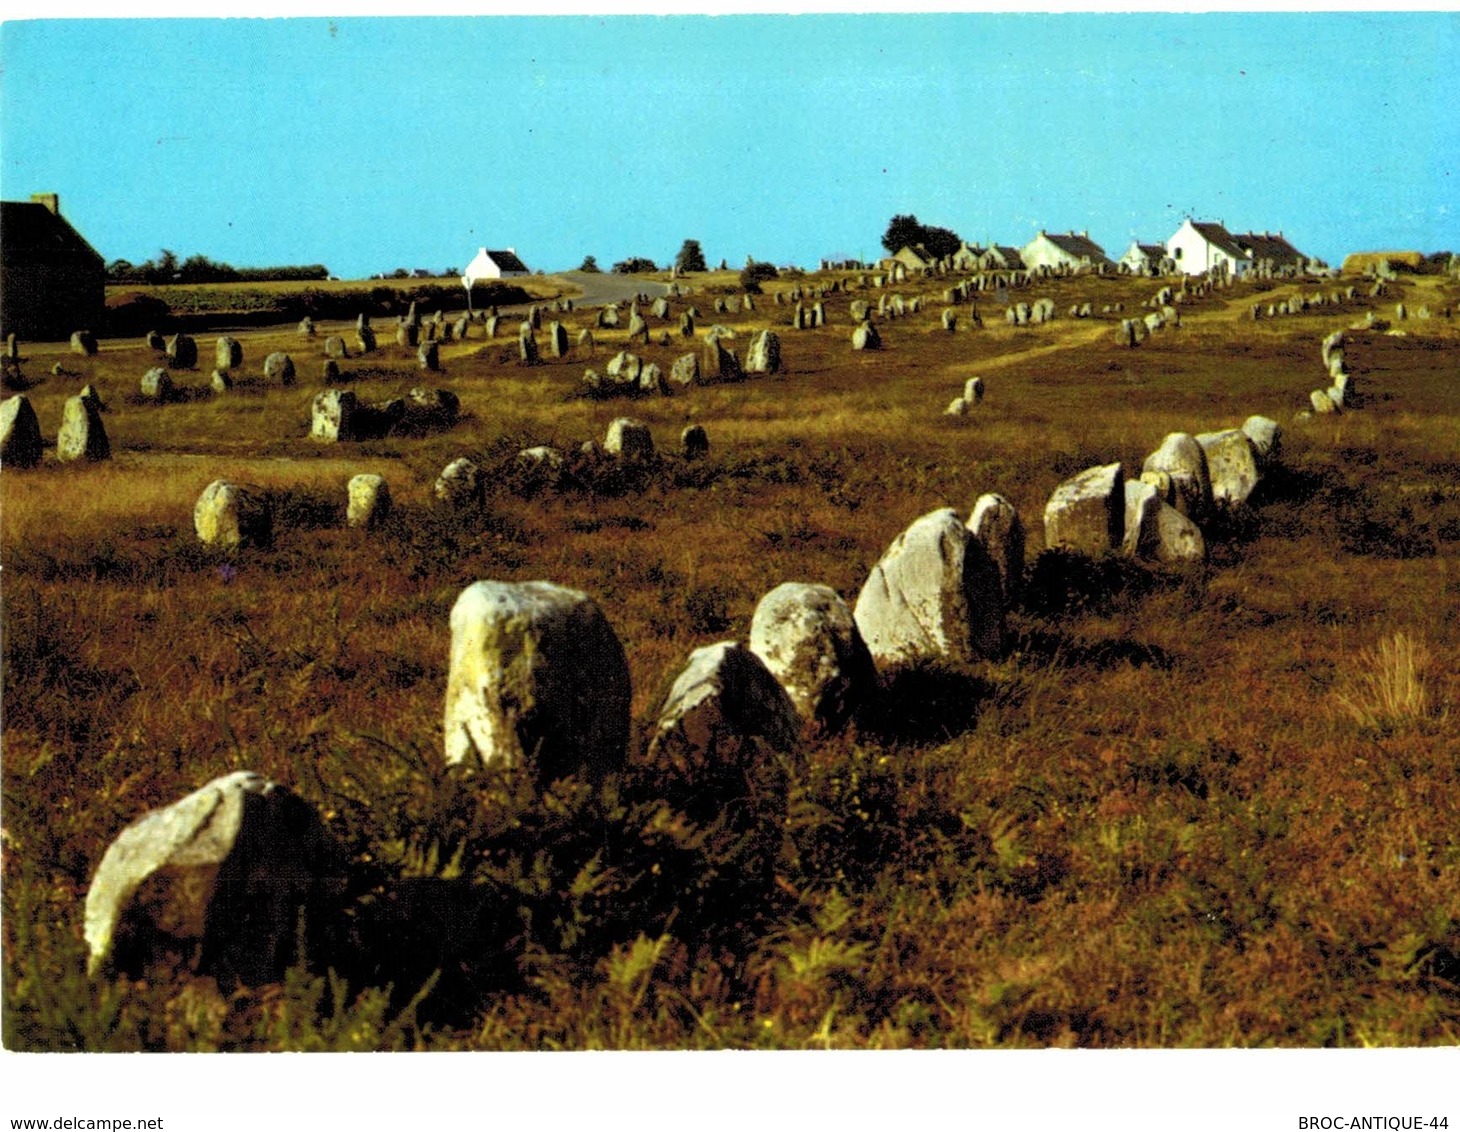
3,265 -> 1459,1050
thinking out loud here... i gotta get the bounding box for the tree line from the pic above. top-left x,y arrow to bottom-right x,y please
107,250 -> 331,286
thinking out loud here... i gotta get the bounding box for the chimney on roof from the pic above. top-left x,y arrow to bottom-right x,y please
507,247 -> 515,255
31,192 -> 59,215
1082,230 -> 1088,239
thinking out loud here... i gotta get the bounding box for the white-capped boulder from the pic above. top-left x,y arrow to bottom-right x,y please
1195,430 -> 1262,509
56,394 -> 111,462
84,771 -> 343,980
1141,433 -> 1212,522
1241,415 -> 1283,473
853,508 -> 1005,671
749,583 -> 876,735
1,394 -> 43,468
605,417 -> 654,461
444,581 -> 631,782
646,641 -> 801,774
346,473 -> 390,529
195,479 -> 273,548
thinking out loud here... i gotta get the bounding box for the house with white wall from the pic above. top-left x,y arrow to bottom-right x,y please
461,247 -> 530,288
1165,219 -> 1251,277
1119,241 -> 1175,276
1021,230 -> 1113,273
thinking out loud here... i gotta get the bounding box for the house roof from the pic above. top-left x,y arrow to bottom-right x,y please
1186,221 -> 1247,261
1,201 -> 105,265
1235,231 -> 1303,266
1135,243 -> 1167,259
1039,231 -> 1110,262
984,246 -> 1026,268
484,248 -> 529,273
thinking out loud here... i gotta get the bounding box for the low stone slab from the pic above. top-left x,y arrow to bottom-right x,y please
435,457 -> 483,506
1044,463 -> 1124,555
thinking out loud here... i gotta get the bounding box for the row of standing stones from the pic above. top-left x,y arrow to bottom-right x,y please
86,410 -> 1282,981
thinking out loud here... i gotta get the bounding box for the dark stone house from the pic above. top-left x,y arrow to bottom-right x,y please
1,193 -> 106,340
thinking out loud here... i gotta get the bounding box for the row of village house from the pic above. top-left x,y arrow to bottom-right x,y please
858,219 -> 1314,281
2,191 -> 1311,340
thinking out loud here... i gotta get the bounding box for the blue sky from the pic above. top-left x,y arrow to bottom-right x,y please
1,12 -> 1456,279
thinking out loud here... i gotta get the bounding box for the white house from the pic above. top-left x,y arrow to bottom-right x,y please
1165,219 -> 1251,278
1021,230 -> 1114,273
461,247 -> 530,290
1119,241 -> 1175,276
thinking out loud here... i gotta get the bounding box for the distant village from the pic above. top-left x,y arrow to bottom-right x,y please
4,190 -> 1456,343
833,219 -> 1319,283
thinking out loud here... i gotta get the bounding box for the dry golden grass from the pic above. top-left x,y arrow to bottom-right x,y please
1332,631 -> 1441,732
5,265 -> 1460,1051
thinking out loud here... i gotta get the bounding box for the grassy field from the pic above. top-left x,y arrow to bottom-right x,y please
3,265 -> 1459,1051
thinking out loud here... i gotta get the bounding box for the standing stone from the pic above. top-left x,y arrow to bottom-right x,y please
671,353 -> 701,387
748,583 -> 875,736
0,395 -> 43,468
324,336 -> 349,360
310,390 -> 358,442
1321,330 -> 1345,370
626,313 -> 650,343
194,480 -> 272,548
548,321 -> 570,358
652,297 -> 671,319
518,324 -> 539,365
851,322 -> 881,350
679,312 -> 695,337
604,417 -> 654,461
355,327 -> 377,354
646,642 -> 802,773
853,508 -> 1006,671
140,366 -> 174,401
346,473 -> 391,529
944,397 -> 968,416
407,386 -> 460,428
70,330 -> 98,356
745,329 -> 782,374
167,334 -> 198,368
417,340 -> 440,371
638,363 -> 668,396
963,376 -> 985,404
435,457 -> 483,506
485,316 -> 501,338
598,304 -> 620,329
215,337 -> 243,371
578,328 -> 595,352
1241,416 -> 1283,472
1153,502 -> 1206,563
453,316 -> 470,340
1141,433 -> 1213,522
405,301 -> 420,329
321,359 -> 341,383
1311,389 -> 1341,414
702,336 -> 742,381
942,308 -> 958,332
83,771 -> 343,980
396,323 -> 419,348
263,352 -> 296,385
1330,372 -> 1352,408
1122,479 -> 1163,558
211,370 -> 233,393
298,317 -> 316,337
144,330 -> 165,351
606,351 -> 643,383
967,493 -> 1025,606
56,395 -> 110,462
681,423 -> 709,459
444,581 -> 631,782
1195,430 -> 1262,509
1043,463 -> 1124,555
